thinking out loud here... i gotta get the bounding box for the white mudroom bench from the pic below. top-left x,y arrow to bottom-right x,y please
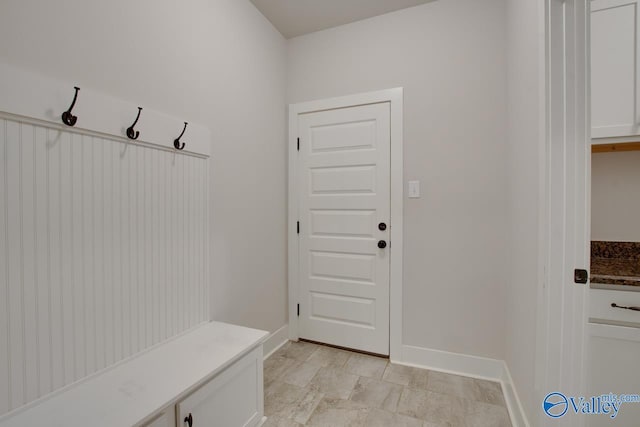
0,321 -> 268,427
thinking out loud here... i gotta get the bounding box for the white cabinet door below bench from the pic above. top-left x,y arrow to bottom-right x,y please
176,346 -> 264,427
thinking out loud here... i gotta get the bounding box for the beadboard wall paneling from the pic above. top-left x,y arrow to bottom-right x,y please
0,115 -> 209,416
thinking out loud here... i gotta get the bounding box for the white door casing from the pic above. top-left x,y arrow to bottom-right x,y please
288,88 -> 403,359
297,102 -> 390,355
538,1 -> 589,426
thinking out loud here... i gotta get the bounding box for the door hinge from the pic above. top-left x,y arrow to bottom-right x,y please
297,221 -> 300,234
297,304 -> 300,316
574,269 -> 589,284
297,137 -> 300,151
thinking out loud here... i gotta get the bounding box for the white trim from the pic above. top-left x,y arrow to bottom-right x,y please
287,88 -> 404,360
399,345 -> 504,381
0,61 -> 211,157
592,134 -> 640,144
262,324 -> 290,360
398,344 -> 530,427
500,363 -> 531,427
588,322 -> 640,341
537,3 -> 590,427
0,111 -> 206,159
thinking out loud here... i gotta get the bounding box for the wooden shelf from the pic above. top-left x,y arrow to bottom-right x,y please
592,141 -> 640,153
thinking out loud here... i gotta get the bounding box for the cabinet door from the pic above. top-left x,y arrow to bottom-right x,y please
176,346 -> 264,427
592,0 -> 640,138
141,406 -> 176,427
587,324 -> 640,426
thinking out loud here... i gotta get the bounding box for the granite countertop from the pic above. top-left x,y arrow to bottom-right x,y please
590,241 -> 640,288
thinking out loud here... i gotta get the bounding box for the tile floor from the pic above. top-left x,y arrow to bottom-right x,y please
263,340 -> 512,427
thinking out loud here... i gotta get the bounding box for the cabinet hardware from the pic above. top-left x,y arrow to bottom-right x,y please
574,269 -> 588,284
184,412 -> 193,426
611,303 -> 640,312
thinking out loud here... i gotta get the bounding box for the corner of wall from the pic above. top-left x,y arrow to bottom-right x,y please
500,362 -> 532,427
263,324 -> 290,359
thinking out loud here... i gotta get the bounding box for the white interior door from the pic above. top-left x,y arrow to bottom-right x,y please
296,102 -> 391,355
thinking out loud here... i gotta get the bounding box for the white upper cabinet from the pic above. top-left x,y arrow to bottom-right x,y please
591,0 -> 640,139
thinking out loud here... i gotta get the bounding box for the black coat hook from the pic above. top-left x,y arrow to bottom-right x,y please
126,107 -> 143,140
174,122 -> 187,150
61,86 -> 80,127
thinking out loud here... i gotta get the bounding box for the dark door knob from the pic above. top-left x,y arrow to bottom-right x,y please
378,222 -> 387,231
378,240 -> 387,249
184,413 -> 193,427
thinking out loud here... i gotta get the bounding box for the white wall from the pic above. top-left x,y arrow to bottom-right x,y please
505,0 -> 544,422
591,151 -> 640,242
0,0 -> 288,334
287,0 -> 509,360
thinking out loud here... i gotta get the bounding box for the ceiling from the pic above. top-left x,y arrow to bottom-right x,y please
250,0 -> 434,39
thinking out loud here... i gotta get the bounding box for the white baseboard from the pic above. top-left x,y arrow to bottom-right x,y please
499,362 -> 530,427
263,324 -> 289,359
398,345 -> 529,427
399,344 -> 505,381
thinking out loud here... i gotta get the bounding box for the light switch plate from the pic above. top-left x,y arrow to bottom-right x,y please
408,180 -> 420,198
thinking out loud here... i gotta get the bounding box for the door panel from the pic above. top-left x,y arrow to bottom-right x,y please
309,210 -> 376,238
297,102 -> 390,355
